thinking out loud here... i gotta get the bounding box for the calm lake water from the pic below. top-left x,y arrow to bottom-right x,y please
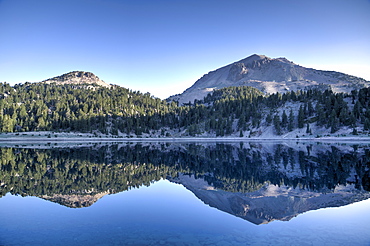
1,141 -> 370,245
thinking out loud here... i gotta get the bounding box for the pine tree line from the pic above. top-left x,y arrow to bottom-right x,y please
1,82 -> 370,136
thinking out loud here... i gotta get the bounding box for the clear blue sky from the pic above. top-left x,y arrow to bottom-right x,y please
1,0 -> 369,99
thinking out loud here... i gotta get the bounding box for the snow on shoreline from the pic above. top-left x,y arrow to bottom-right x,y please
0,131 -> 369,143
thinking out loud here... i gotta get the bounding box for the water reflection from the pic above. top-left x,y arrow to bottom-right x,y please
1,141 -> 370,225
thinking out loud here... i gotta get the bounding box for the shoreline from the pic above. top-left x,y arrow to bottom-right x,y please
1,131 -> 369,144
1,136 -> 370,143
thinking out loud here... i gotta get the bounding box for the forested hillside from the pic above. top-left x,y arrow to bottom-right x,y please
1,81 -> 370,138
0,82 -> 177,134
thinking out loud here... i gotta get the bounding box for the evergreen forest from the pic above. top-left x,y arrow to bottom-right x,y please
1,81 -> 370,137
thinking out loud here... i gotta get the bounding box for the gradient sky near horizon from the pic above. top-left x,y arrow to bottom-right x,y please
1,0 -> 369,99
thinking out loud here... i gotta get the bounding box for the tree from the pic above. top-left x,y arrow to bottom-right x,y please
273,114 -> 282,135
306,123 -> 311,134
265,113 -> 273,125
298,105 -> 305,128
307,101 -> 314,116
238,114 -> 246,130
1,114 -> 15,132
364,118 -> 370,131
353,101 -> 362,119
330,110 -> 339,133
288,109 -> 294,131
281,110 -> 288,128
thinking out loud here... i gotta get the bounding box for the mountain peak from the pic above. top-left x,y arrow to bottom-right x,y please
237,54 -> 269,64
168,54 -> 369,104
247,54 -> 268,60
42,71 -> 110,87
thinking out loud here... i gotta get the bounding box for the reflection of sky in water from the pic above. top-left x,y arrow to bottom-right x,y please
1,179 -> 370,245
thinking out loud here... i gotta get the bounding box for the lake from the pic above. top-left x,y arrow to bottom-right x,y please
1,141 -> 370,245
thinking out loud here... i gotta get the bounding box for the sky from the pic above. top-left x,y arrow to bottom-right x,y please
0,0 -> 369,99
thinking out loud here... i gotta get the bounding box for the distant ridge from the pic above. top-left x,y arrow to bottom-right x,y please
168,54 -> 369,104
42,71 -> 110,87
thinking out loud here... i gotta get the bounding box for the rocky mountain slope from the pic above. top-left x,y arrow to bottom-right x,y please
169,54 -> 369,104
172,174 -> 370,225
42,71 -> 110,87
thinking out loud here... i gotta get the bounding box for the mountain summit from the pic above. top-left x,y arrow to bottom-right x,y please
169,54 -> 369,104
42,71 -> 110,87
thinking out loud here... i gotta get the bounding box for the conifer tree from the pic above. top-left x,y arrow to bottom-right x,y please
238,114 -> 246,130
288,109 -> 294,131
273,114 -> 282,135
298,105 -> 305,128
265,113 -> 273,125
330,111 -> 339,133
364,118 -> 370,131
306,123 -> 311,134
281,110 -> 288,128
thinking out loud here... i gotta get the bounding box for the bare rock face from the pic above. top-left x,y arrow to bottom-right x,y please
40,191 -> 110,208
168,54 -> 369,104
42,71 -> 110,87
227,63 -> 248,81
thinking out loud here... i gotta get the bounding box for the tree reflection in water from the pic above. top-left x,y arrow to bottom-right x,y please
0,142 -> 369,223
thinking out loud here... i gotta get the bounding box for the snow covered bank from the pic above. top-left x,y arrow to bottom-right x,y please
0,130 -> 369,144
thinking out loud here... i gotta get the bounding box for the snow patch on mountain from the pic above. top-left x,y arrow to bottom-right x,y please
169,54 -> 369,104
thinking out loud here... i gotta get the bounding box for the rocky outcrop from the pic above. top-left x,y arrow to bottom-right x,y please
40,191 -> 110,208
168,54 -> 369,104
42,71 -> 110,88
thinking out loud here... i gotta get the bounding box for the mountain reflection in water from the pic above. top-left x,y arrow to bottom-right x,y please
1,141 -> 370,225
